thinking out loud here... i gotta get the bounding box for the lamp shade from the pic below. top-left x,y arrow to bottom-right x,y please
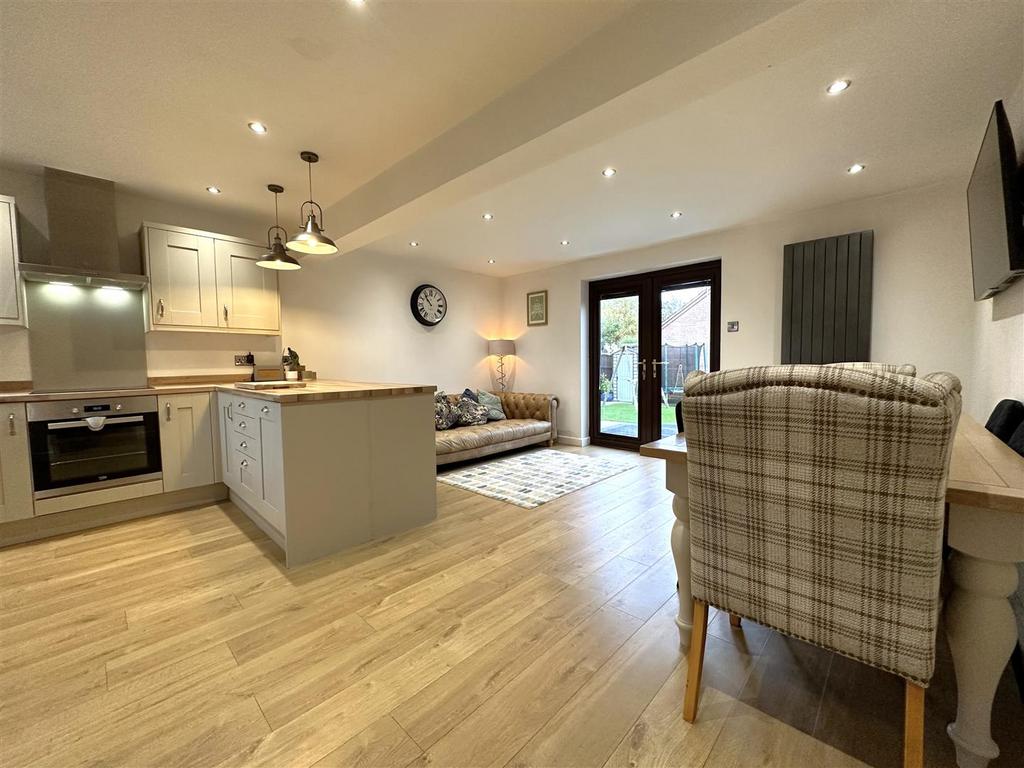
488,339 -> 515,356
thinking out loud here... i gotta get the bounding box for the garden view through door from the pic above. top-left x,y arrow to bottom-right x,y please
589,261 -> 720,448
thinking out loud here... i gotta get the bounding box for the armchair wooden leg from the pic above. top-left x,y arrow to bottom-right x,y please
904,681 -> 925,768
729,613 -> 742,628
683,599 -> 709,723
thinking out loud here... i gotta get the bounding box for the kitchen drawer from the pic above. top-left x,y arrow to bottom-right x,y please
232,396 -> 279,422
232,428 -> 260,460
232,446 -> 263,500
233,413 -> 260,440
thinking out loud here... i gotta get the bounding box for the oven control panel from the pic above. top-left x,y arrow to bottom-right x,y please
27,395 -> 157,422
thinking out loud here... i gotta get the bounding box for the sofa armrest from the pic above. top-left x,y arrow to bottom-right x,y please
494,392 -> 558,442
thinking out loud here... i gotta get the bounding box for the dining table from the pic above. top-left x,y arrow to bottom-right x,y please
641,414 -> 1024,768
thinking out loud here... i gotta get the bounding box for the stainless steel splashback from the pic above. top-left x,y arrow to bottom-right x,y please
26,281 -> 147,392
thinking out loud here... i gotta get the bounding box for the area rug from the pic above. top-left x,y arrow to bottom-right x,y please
437,448 -> 632,509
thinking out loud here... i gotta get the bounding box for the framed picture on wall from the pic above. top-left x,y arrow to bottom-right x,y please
526,290 -> 548,326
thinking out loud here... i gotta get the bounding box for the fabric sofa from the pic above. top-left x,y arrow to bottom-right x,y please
436,391 -> 558,465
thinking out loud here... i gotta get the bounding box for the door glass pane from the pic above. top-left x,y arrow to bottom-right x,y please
658,283 -> 711,437
597,294 -> 640,438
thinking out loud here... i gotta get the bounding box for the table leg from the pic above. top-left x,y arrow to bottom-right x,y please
945,550 -> 1020,768
667,462 -> 692,650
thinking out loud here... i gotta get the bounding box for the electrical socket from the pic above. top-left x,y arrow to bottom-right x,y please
234,353 -> 254,366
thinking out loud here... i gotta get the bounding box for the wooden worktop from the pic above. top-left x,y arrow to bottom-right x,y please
0,380 -> 436,404
641,415 -> 1024,515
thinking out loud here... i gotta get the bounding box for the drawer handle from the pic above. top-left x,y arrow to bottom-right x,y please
238,401 -> 246,409
261,406 -> 270,414
8,413 -> 14,436
240,459 -> 249,468
238,421 -> 247,429
240,441 -> 248,449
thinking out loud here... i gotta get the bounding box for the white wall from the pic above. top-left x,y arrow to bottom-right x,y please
280,250 -> 502,394
502,179 -> 1017,439
0,165 -> 277,381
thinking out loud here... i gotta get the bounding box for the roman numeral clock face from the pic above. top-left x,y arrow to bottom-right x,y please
411,284 -> 447,326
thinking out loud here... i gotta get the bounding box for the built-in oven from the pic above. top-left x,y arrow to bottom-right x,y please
28,395 -> 162,500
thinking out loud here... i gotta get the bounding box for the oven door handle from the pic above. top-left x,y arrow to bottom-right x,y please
47,415 -> 146,431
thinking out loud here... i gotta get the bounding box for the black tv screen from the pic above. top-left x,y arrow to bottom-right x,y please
967,100 -> 1023,300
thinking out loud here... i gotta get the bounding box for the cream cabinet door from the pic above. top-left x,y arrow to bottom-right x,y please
159,393 -> 215,492
214,240 -> 280,331
0,195 -> 25,325
0,404 -> 34,522
146,228 -> 217,327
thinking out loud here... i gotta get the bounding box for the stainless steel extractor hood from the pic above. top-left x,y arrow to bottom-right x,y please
19,168 -> 148,289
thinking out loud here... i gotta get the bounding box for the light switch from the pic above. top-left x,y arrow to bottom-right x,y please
727,321 -> 739,333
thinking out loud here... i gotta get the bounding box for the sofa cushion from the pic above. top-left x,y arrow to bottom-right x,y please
435,419 -> 551,455
476,390 -> 507,421
434,396 -> 458,430
454,396 -> 489,426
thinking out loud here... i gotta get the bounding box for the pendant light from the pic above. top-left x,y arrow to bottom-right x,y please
257,184 -> 302,270
286,151 -> 338,255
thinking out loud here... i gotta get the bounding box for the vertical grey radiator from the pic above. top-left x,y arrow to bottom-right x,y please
781,230 -> 873,364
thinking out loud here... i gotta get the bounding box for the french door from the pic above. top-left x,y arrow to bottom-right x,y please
588,260 -> 720,449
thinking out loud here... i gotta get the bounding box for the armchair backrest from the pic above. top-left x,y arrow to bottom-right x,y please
681,365 -> 961,684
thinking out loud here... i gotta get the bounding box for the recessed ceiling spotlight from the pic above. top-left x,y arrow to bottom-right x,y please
847,163 -> 865,174
247,121 -> 268,134
206,186 -> 222,195
602,167 -> 617,178
560,239 -> 570,246
482,212 -> 494,221
409,241 -> 419,247
826,79 -> 851,95
488,259 -> 496,264
670,211 -> 684,219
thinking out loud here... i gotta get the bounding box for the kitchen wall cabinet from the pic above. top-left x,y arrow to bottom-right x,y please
141,222 -> 280,335
159,392 -> 216,492
0,404 -> 33,522
0,194 -> 26,326
214,240 -> 280,331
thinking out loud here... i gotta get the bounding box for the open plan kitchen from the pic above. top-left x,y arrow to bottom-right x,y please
0,173 -> 437,565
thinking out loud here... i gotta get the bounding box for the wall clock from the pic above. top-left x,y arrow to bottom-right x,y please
410,284 -> 447,326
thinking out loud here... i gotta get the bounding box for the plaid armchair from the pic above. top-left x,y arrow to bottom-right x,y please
680,365 -> 961,768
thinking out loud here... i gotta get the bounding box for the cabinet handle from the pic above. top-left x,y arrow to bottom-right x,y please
261,406 -> 269,414
157,298 -> 165,318
7,413 -> 14,436
240,459 -> 249,468
165,403 -> 171,422
240,441 -> 248,449
224,305 -> 229,322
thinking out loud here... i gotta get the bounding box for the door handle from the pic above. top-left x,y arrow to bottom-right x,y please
157,298 -> 165,318
223,305 -> 229,322
637,359 -> 647,382
165,403 -> 171,422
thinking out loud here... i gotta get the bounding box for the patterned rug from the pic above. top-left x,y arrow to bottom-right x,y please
437,448 -> 632,508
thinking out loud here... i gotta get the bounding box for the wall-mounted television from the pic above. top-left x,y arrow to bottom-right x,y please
967,100 -> 1024,300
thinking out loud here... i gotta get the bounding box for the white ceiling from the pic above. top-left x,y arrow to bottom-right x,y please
0,0 -> 631,215
366,1 -> 1024,276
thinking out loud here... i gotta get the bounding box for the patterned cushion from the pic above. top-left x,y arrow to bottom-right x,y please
476,390 -> 507,421
434,392 -> 458,431
461,388 -> 480,403
682,364 -> 961,685
454,396 -> 489,427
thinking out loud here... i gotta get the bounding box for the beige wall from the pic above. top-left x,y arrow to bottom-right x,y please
0,165 -> 278,381
502,179 -> 1020,440
280,250 -> 502,394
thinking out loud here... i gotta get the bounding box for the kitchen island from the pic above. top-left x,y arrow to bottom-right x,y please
216,381 -> 437,567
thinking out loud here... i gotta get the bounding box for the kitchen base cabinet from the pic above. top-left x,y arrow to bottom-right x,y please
0,404 -> 33,522
217,391 -> 436,567
159,393 -> 216,492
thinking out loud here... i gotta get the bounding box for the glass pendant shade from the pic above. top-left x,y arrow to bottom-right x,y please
286,210 -> 338,255
257,183 -> 302,270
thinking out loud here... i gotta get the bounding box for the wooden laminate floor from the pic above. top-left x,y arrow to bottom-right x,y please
1,446 -> 1021,768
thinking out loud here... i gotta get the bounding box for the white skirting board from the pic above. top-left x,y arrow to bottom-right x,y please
557,434 -> 591,447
